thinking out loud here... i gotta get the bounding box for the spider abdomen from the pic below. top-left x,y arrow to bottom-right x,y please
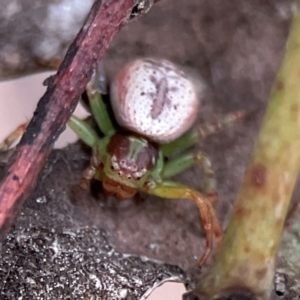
110,58 -> 199,144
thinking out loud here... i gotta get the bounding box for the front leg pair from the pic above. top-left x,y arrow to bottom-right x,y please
160,110 -> 245,202
68,73 -> 115,192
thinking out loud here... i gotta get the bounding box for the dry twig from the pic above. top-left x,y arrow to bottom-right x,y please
0,0 -> 157,240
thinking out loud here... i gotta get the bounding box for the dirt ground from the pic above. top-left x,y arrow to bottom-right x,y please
0,0 -> 299,299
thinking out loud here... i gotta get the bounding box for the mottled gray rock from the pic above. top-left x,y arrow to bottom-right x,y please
0,0 -> 94,79
0,147 -> 187,299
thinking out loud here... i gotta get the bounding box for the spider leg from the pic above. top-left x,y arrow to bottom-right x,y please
161,151 -> 217,203
79,154 -> 99,190
161,110 -> 245,157
72,148 -> 104,203
86,73 -> 115,136
193,110 -> 245,140
144,181 -> 222,265
0,122 -> 28,151
68,116 -> 99,148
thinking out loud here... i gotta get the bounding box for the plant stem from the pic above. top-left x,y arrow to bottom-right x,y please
185,4 -> 300,300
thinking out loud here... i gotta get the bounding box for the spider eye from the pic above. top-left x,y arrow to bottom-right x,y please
136,176 -> 141,181
127,175 -> 132,180
111,165 -> 114,170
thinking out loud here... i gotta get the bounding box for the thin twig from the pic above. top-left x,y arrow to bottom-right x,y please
0,0 -> 156,240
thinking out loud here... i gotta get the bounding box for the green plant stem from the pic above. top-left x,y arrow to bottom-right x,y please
190,5 -> 300,300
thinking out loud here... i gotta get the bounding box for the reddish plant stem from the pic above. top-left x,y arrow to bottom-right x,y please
0,0 -> 138,239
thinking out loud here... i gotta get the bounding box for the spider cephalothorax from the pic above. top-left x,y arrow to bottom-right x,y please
101,133 -> 158,200
106,133 -> 158,183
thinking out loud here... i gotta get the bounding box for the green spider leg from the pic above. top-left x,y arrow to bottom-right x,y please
68,116 -> 108,198
68,77 -> 116,193
159,110 -> 245,203
161,110 -> 245,157
86,75 -> 115,136
162,151 -> 217,203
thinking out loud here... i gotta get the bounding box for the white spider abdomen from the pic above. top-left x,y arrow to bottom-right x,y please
110,58 -> 199,144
